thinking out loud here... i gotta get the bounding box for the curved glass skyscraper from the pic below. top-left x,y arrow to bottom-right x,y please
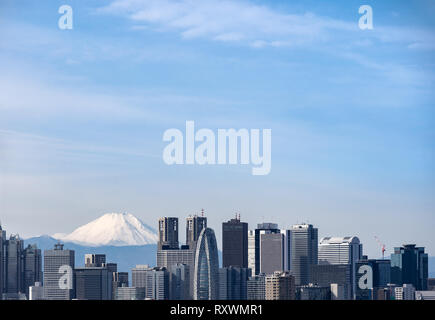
193,228 -> 219,300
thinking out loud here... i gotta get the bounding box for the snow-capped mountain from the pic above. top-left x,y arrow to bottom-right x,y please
52,213 -> 158,247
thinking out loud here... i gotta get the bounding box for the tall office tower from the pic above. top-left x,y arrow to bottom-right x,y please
265,271 -> 295,300
260,232 -> 285,275
169,263 -> 190,300
222,216 -> 248,268
23,244 -> 42,298
291,224 -> 318,285
281,230 -> 292,271
132,265 -> 153,288
158,217 -> 179,250
395,284 -> 415,300
252,223 -> 280,275
4,234 -> 24,296
218,267 -> 251,300
310,264 -> 352,300
44,243 -> 75,300
145,267 -> 169,300
247,274 -> 266,300
318,236 -> 363,297
248,230 -> 256,275
112,272 -> 129,300
85,254 -> 106,267
193,228 -> 219,300
186,214 -> 207,250
74,267 -> 112,300
391,244 -> 428,290
0,224 -> 6,299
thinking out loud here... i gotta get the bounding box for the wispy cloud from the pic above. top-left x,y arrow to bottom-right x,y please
98,0 -> 435,49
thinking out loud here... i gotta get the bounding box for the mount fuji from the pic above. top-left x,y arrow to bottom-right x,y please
52,213 -> 158,247
25,213 -> 158,273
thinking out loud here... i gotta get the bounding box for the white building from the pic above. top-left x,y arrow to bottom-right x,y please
415,291 -> 435,300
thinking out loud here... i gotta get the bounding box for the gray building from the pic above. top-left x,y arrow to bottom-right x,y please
260,232 -> 285,275
4,234 -> 24,297
132,264 -> 153,288
291,224 -> 318,285
169,263 -> 190,300
112,272 -> 129,300
193,228 -> 219,300
23,244 -> 42,298
43,243 -> 75,300
310,264 -> 352,300
75,267 -> 112,300
250,223 -> 280,276
222,216 -> 248,268
247,274 -> 266,300
158,217 -> 179,250
219,267 -> 251,300
0,224 -> 6,298
115,286 -> 146,300
145,267 -> 169,300
186,214 -> 207,250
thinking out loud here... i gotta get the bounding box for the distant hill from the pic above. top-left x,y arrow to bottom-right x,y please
25,235 -> 157,273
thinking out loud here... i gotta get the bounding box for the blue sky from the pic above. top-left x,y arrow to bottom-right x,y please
0,0 -> 434,258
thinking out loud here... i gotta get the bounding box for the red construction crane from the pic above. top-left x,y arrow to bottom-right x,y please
374,236 -> 386,259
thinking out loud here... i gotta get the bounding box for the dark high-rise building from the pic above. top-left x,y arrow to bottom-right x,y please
44,243 -> 75,300
219,267 -> 251,300
252,223 -> 280,275
158,217 -> 179,250
85,254 -> 106,267
391,244 -> 428,290
310,264 -> 352,300
222,216 -> 248,268
0,224 -> 6,298
75,267 -> 112,300
23,244 -> 42,298
4,234 -> 24,296
260,232 -> 285,275
169,263 -> 190,300
193,228 -> 219,300
186,214 -> 207,250
291,224 -> 318,286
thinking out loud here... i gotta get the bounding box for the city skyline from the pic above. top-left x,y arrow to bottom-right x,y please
1,0 -> 434,267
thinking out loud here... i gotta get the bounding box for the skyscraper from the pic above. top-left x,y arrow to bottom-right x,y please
251,223 -> 280,275
43,243 -> 75,300
222,216 -> 248,268
132,265 -> 153,288
23,244 -> 42,298
145,267 -> 169,300
259,232 -> 285,275
318,236 -> 363,297
75,267 -> 112,300
0,224 -> 6,298
4,234 -> 24,296
391,244 -> 428,290
158,217 -> 179,250
310,264 -> 352,300
112,272 -> 129,300
219,267 -> 251,300
291,224 -> 318,285
186,214 -> 207,250
193,228 -> 219,300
